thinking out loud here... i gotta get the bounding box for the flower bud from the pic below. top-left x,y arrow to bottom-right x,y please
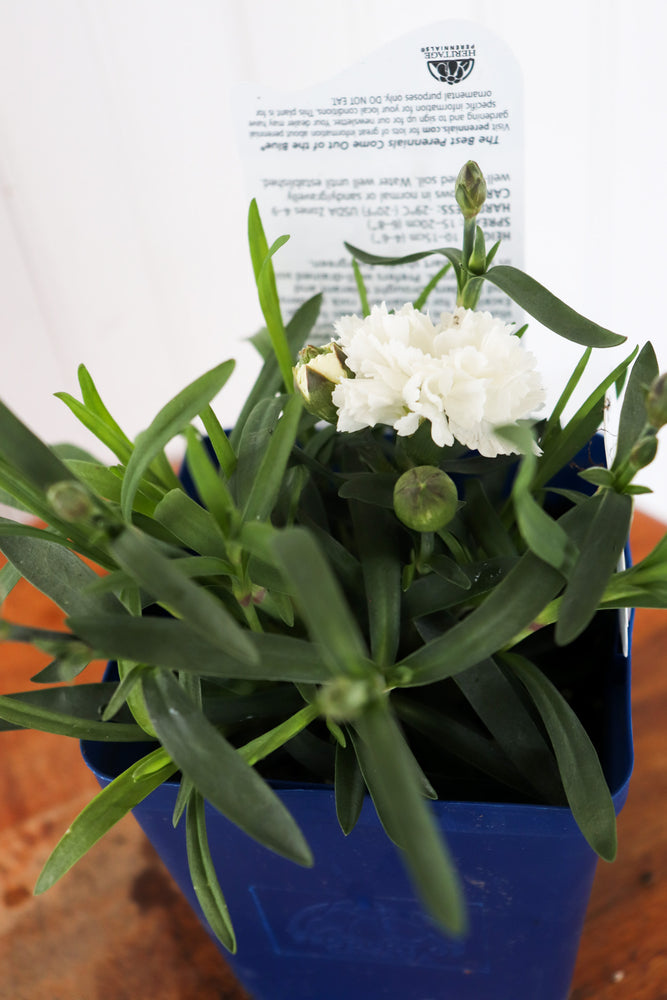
46,480 -> 94,522
393,466 -> 459,533
316,675 -> 380,722
293,342 -> 350,423
455,161 -> 487,219
646,372 -> 667,430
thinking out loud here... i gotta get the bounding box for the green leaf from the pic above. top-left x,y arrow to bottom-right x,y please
338,473 -> 397,509
35,748 -> 177,893
555,489 -> 633,645
120,360 -> 235,520
350,502 -> 401,668
232,395 -> 287,510
154,489 -> 229,558
392,550 -> 564,687
0,683 -> 154,740
0,399 -> 83,492
334,738 -> 366,835
67,613 -> 332,683
612,342 -> 660,470
243,394 -> 303,522
142,669 -> 313,866
0,560 -> 21,604
499,424 -> 579,574
453,658 -> 563,803
542,347 -> 592,443
353,701 -> 467,936
183,428 -> 237,534
504,653 -> 617,860
199,405 -> 237,478
272,527 -> 370,676
483,266 -> 625,347
344,242 -> 462,271
413,263 -> 452,311
0,532 -> 122,615
232,294 -> 322,448
77,364 -> 134,455
186,790 -> 237,952
54,393 -> 133,465
248,200 -> 293,392
352,259 -> 370,316
109,526 -> 258,665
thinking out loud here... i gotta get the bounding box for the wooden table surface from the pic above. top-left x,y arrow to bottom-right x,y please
1,513 -> 665,1000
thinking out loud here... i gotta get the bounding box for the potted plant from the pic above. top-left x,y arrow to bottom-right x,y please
0,162 -> 665,1000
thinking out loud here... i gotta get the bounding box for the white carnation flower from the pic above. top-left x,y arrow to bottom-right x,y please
330,303 -> 545,456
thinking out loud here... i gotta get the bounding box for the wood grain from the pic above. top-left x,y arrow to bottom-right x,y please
1,514 -> 665,999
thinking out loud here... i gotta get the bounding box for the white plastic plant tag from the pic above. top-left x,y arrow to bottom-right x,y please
234,20 -> 523,336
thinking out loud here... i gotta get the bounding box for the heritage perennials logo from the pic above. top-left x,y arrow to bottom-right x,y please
422,43 -> 475,85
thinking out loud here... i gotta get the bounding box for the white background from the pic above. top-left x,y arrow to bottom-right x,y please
0,0 -> 665,519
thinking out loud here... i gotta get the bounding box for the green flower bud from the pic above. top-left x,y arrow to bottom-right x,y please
46,480 -> 94,523
455,161 -> 487,219
293,342 -> 350,423
317,675 -> 381,722
393,466 -> 459,533
646,372 -> 667,430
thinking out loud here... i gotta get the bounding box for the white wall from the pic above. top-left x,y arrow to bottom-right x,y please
0,0 -> 665,519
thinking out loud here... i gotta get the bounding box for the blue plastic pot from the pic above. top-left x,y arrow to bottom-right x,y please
81,435 -> 634,999
82,623 -> 631,1000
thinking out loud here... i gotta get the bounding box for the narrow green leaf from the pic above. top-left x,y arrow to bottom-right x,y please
483,266 -> 625,347
426,554 -> 471,590
231,293 -> 322,448
109,526 -> 258,665
338,473 -> 397,509
453,658 -> 563,803
0,532 -> 122,616
142,669 -> 313,866
243,394 -> 303,522
555,489 -> 633,645
238,703 -> 320,767
272,527 -> 369,675
54,392 -> 133,464
499,424 -> 579,574
35,748 -> 177,893
350,502 -> 401,668
77,364 -> 133,453
612,342 -> 660,470
344,242 -> 462,270
392,694 -> 536,799
413,263 -> 452,311
0,560 -> 21,604
199,405 -> 237,478
352,259 -> 370,316
542,347 -> 592,443
67,613 -> 331,683
0,399 -> 83,492
0,684 -> 154,740
535,346 -> 638,490
354,701 -> 467,936
504,653 -> 617,860
154,489 -> 228,559
121,360 -> 235,520
334,738 -> 366,835
186,791 -> 237,952
248,200 -> 293,392
232,395 -> 287,509
184,428 -> 237,533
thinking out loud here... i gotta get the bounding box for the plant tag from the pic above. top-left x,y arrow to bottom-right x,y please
234,20 -> 524,334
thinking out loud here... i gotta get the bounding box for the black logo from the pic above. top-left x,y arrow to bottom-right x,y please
422,45 -> 475,85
